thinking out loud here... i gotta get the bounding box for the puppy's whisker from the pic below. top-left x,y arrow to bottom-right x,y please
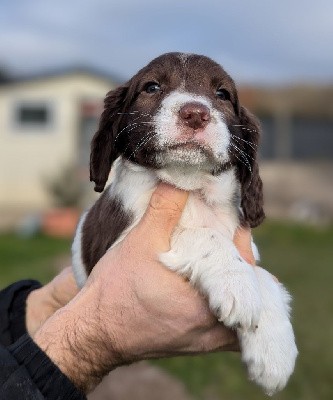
230,144 -> 252,173
123,129 -> 155,155
115,121 -> 154,143
231,142 -> 255,162
230,148 -> 248,169
231,133 -> 257,145
231,144 -> 254,185
233,124 -> 258,134
116,111 -> 152,117
114,123 -> 138,143
120,124 -> 146,137
232,151 -> 252,177
123,115 -> 151,127
115,119 -> 143,140
123,130 -> 152,154
116,111 -> 140,116
116,112 -> 152,132
231,135 -> 258,151
129,132 -> 159,160
241,128 -> 257,134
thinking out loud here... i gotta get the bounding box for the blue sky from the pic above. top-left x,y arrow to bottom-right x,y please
0,0 -> 332,84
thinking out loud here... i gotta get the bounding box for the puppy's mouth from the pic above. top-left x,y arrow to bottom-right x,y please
166,141 -> 210,153
153,140 -> 220,169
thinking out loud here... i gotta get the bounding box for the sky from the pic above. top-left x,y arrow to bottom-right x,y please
0,0 -> 332,85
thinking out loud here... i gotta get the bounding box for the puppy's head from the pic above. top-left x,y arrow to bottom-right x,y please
90,52 -> 264,227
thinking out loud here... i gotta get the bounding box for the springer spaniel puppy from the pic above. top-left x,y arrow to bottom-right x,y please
72,53 -> 297,395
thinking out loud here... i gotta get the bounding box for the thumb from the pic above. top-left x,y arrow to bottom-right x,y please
134,182 -> 188,251
233,227 -> 256,266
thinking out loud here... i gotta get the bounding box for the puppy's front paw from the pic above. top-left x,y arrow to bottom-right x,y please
209,263 -> 262,331
240,268 -> 298,395
241,318 -> 298,395
160,244 -> 262,331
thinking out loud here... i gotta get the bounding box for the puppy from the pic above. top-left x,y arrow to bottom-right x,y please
72,53 -> 297,395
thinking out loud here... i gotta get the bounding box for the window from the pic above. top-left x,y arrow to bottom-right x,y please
13,101 -> 54,131
18,105 -> 49,125
291,117 -> 333,160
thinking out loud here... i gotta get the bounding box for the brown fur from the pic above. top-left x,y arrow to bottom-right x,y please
82,192 -> 133,273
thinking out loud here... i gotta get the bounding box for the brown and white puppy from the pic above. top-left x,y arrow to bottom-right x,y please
72,53 -> 297,395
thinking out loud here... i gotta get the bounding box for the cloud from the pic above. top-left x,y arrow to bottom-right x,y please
0,0 -> 332,83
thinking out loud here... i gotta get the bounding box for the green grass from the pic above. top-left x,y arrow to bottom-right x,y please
0,221 -> 332,399
0,234 -> 71,288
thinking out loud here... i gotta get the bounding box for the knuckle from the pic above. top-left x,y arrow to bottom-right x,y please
198,312 -> 216,329
149,192 -> 181,214
148,194 -> 182,226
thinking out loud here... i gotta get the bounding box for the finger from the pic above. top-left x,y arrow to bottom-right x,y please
205,324 -> 239,352
48,267 -> 79,308
134,182 -> 188,250
233,227 -> 256,266
185,324 -> 239,353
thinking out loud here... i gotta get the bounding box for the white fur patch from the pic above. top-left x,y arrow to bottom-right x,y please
251,240 -> 260,263
72,211 -> 88,288
154,91 -> 231,165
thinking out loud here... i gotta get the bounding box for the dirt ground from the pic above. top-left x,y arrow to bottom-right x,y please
88,362 -> 193,400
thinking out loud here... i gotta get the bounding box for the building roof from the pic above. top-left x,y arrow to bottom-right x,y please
0,65 -> 123,87
2,67 -> 332,118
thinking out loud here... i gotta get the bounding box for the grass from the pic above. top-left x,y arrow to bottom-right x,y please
0,234 -> 71,288
0,221 -> 332,399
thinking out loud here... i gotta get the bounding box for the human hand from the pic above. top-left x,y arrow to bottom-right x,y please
33,183 -> 255,393
25,227 -> 254,339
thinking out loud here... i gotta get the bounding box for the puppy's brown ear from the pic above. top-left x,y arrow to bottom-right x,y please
237,107 -> 265,228
90,85 -> 128,192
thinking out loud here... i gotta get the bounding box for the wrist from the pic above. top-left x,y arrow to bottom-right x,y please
9,334 -> 86,400
33,285 -> 120,393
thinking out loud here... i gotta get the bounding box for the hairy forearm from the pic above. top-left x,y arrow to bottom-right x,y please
32,272 -> 236,394
33,287 -> 115,393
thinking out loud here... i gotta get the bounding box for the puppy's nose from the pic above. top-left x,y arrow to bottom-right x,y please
179,102 -> 211,130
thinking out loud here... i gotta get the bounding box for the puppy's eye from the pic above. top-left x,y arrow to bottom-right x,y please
216,88 -> 230,101
144,82 -> 161,94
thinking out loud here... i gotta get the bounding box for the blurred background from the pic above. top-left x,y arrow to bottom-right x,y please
0,1 -> 332,399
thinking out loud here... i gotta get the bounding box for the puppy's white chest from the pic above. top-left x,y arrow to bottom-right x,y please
113,159 -> 240,239
179,193 -> 238,239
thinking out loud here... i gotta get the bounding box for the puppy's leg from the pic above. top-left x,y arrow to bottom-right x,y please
239,267 -> 298,395
160,228 -> 262,331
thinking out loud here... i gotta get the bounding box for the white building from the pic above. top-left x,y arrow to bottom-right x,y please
0,68 -> 117,227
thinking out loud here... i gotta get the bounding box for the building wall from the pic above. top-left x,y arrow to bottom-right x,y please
0,74 -> 114,211
259,114 -> 333,161
239,85 -> 333,162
